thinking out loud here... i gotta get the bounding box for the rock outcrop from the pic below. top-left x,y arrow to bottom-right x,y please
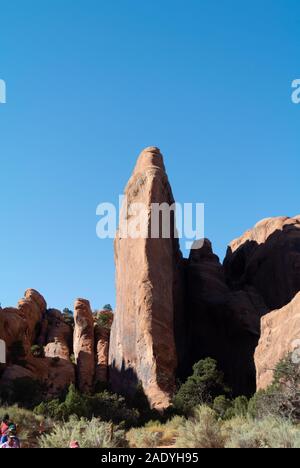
0,289 -> 47,359
185,239 -> 268,396
95,325 -> 110,385
44,309 -> 73,360
255,292 -> 300,390
109,147 -> 180,410
74,299 -> 95,393
224,216 -> 300,310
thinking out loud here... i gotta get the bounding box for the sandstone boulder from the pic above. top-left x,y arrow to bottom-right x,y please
255,292 -> 300,390
0,289 -> 47,359
109,147 -> 179,410
74,299 -> 95,393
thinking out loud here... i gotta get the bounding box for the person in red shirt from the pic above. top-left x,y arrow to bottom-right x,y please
0,414 -> 10,444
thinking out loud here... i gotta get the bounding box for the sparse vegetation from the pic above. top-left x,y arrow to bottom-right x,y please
39,416 -> 127,448
176,405 -> 225,448
1,354 -> 299,448
62,308 -> 74,327
34,384 -> 139,428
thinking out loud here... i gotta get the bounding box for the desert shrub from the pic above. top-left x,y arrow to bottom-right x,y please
145,416 -> 185,446
31,344 -> 44,358
127,427 -> 162,448
0,405 -> 47,448
34,385 -> 139,427
173,358 -> 230,416
225,415 -> 300,448
62,308 -> 74,327
248,355 -> 300,421
39,415 -> 127,448
218,396 -> 249,420
88,391 -> 139,427
0,377 -> 43,409
175,405 -> 225,448
102,304 -> 113,311
34,399 -> 68,421
213,396 -> 233,419
96,313 -> 112,329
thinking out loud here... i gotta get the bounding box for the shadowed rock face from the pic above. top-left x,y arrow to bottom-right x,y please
109,147 -> 180,410
223,216 -> 300,392
255,292 -> 300,390
224,216 -> 300,310
74,299 -> 95,393
185,239 -> 268,396
95,325 -> 110,385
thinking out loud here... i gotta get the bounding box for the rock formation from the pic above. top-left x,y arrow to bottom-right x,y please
44,309 -> 73,360
74,298 -> 95,393
184,239 -> 268,396
1,152 -> 300,410
0,292 -> 75,399
255,292 -> 300,389
95,324 -> 110,385
109,147 -> 180,410
0,289 -> 47,359
224,216 -> 300,310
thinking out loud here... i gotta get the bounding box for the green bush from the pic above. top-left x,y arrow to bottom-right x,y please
173,358 -> 230,416
34,384 -> 139,428
175,405 -> 225,448
31,345 -> 44,358
62,308 -> 74,327
248,355 -> 300,421
39,415 -> 127,448
213,395 -> 232,419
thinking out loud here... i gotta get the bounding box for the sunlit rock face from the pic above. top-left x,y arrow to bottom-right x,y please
109,147 -> 181,410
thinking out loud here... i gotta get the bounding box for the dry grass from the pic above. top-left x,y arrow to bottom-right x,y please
127,415 -> 185,448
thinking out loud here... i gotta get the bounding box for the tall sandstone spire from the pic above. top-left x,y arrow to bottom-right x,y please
109,147 -> 182,410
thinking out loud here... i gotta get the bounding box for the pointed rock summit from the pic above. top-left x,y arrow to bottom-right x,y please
109,147 -> 181,410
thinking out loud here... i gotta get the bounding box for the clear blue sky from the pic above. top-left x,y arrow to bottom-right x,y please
0,0 -> 299,311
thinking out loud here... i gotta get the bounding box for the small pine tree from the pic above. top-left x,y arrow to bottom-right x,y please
173,358 -> 230,416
